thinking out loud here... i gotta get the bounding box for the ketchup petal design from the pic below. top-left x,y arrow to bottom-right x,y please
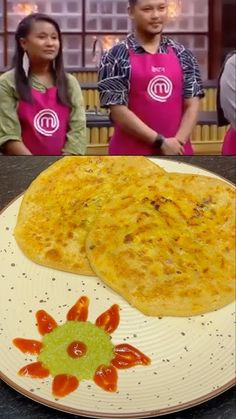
52,374 -> 79,397
36,310 -> 58,335
18,362 -> 49,378
66,296 -> 89,321
13,295 -> 151,398
94,364 -> 118,392
111,344 -> 151,369
13,338 -> 43,355
95,304 -> 120,334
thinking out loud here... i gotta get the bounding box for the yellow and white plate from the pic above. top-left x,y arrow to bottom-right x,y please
0,159 -> 235,418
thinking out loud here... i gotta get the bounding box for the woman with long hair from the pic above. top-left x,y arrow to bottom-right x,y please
0,13 -> 87,155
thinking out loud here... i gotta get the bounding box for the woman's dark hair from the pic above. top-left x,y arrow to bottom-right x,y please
12,13 -> 70,106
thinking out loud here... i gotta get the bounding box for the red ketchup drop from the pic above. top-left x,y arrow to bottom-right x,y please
67,296 -> 89,321
18,362 -> 49,378
36,310 -> 58,335
67,341 -> 87,358
95,304 -> 120,334
52,374 -> 79,397
111,343 -> 151,369
93,364 -> 118,392
13,338 -> 43,355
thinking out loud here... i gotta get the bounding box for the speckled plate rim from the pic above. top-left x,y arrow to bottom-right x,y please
0,157 -> 235,419
0,373 -> 235,418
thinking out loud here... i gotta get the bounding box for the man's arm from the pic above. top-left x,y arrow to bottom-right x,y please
220,54 -> 236,130
110,105 -> 184,155
3,140 -> 32,155
175,97 -> 200,144
174,46 -> 204,143
110,105 -> 157,143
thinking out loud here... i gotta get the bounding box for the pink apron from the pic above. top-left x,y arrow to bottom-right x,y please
222,127 -> 236,155
109,46 -> 193,155
17,87 -> 70,155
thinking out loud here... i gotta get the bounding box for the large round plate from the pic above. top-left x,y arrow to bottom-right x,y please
0,159 -> 235,418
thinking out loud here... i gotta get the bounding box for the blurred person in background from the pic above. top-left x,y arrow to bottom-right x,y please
217,51 -> 236,155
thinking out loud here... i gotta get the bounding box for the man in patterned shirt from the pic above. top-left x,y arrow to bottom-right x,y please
98,0 -> 204,155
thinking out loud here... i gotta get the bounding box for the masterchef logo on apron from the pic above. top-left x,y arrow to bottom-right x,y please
147,75 -> 173,102
33,109 -> 60,137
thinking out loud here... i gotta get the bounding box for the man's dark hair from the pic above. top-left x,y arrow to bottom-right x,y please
13,13 -> 70,106
129,0 -> 138,6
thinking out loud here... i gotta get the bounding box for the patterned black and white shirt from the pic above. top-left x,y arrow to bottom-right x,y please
98,33 -> 205,108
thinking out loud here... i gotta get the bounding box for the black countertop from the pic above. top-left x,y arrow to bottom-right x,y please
0,156 -> 235,419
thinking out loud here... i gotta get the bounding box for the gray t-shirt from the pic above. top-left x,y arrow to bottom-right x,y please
220,53 -> 236,130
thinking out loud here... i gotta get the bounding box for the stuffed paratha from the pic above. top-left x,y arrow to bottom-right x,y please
14,156 -> 165,275
86,173 -> 236,316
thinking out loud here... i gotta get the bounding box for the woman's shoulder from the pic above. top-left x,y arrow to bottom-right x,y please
65,72 -> 80,87
65,72 -> 83,97
0,69 -> 16,87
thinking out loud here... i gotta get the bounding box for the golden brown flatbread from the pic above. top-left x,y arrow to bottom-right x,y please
14,156 -> 165,275
86,173 -> 236,316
